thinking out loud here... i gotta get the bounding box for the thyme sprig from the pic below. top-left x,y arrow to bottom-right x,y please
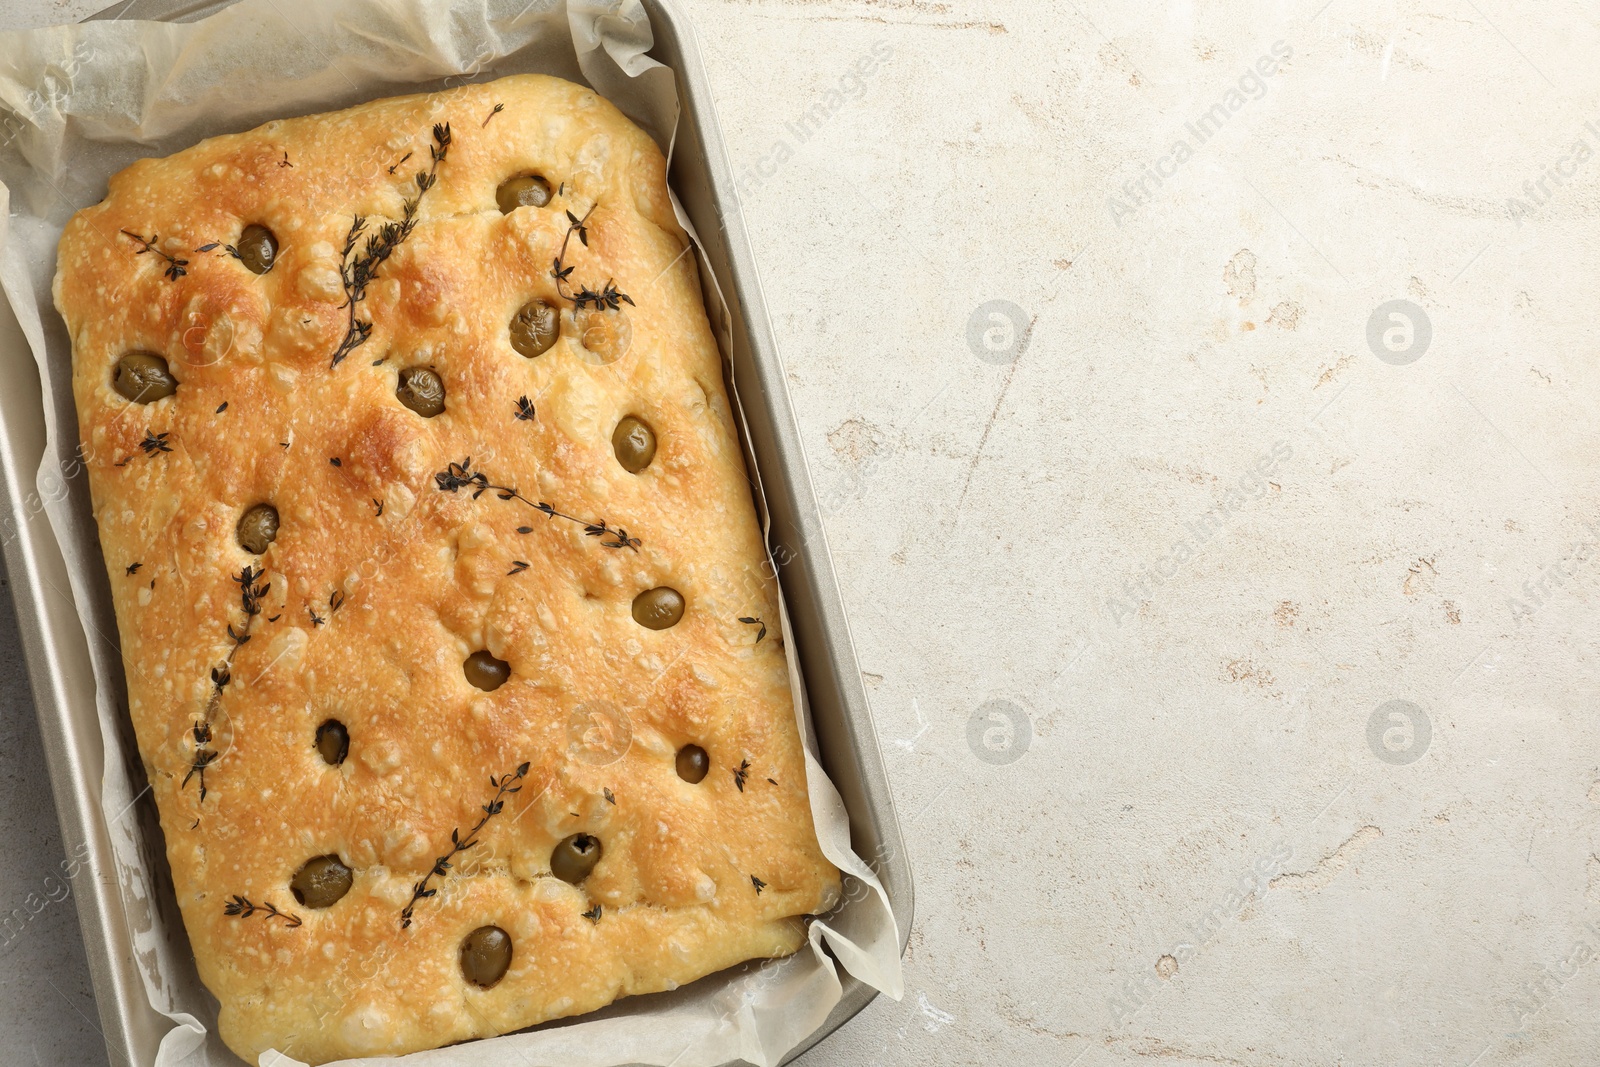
181,720 -> 218,803
738,617 -> 768,643
574,280 -> 634,312
223,895 -> 302,928
434,458 -> 640,551
582,904 -> 602,923
514,396 -> 536,421
733,759 -> 750,792
139,431 -> 172,456
185,568 -> 268,808
483,102 -> 504,127
531,502 -> 640,550
194,241 -> 269,271
751,875 -> 767,895
332,123 -> 452,367
401,761 -> 530,929
120,229 -> 188,281
227,565 -> 270,653
551,208 -> 634,311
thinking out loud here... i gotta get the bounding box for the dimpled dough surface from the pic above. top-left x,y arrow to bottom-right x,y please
51,74 -> 839,1065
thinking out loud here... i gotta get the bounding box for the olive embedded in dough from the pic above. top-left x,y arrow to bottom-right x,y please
235,504 -> 279,554
112,353 -> 177,403
611,416 -> 656,473
463,650 -> 510,692
495,175 -> 553,214
632,587 -> 684,630
314,720 -> 349,766
551,833 -> 602,884
290,854 -> 353,909
396,366 -> 445,417
509,300 -> 559,358
459,926 -> 513,988
235,224 -> 278,275
675,744 -> 709,784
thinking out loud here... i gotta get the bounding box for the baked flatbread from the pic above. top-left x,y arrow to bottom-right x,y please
53,73 -> 837,1064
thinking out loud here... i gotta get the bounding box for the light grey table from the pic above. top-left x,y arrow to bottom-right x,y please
8,2 -> 1600,1067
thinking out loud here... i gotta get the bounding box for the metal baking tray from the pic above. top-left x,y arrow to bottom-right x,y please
0,1 -> 913,1063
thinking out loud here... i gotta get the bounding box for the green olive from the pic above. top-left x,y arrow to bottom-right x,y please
675,744 -> 709,784
315,720 -> 348,766
495,175 -> 553,214
290,854 -> 352,909
459,926 -> 512,988
464,650 -> 510,692
396,366 -> 445,418
509,300 -> 559,358
235,504 -> 279,555
236,224 -> 277,275
550,833 -> 602,884
112,353 -> 177,403
632,587 -> 684,631
611,416 -> 656,473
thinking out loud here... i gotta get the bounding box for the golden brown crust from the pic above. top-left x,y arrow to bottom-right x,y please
53,74 -> 837,1065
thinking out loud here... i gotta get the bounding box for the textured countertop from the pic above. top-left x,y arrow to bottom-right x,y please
4,1 -> 1599,1065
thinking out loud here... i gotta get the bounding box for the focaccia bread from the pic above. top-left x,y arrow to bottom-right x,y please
53,74 -> 838,1065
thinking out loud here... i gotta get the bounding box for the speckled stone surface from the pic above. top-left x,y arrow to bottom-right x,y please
5,2 -> 1600,1066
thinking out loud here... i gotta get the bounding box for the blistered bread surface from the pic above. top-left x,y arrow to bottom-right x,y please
53,74 -> 837,1065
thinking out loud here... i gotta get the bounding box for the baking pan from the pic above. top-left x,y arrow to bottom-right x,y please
0,0 -> 912,1064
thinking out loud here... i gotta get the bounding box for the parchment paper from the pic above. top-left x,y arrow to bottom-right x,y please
0,1 -> 902,1064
